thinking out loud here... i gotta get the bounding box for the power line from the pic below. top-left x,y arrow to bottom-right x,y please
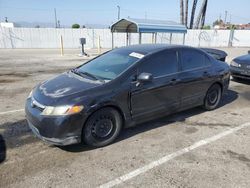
121,8 -> 172,17
0,6 -> 116,12
230,14 -> 250,22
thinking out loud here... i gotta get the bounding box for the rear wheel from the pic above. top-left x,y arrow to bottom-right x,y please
83,107 -> 122,147
203,84 -> 222,110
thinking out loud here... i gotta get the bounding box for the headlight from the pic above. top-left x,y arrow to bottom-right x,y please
231,61 -> 241,67
41,105 -> 84,116
27,90 -> 33,98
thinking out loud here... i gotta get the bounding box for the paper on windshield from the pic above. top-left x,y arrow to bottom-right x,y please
129,52 -> 145,59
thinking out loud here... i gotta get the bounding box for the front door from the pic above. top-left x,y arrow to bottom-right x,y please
130,50 -> 181,121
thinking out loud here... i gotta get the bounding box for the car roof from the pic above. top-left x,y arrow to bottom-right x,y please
115,44 -> 185,55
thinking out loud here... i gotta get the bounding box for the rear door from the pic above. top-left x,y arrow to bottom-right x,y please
130,50 -> 181,121
179,48 -> 213,108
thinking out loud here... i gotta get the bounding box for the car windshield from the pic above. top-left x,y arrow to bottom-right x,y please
76,49 -> 142,81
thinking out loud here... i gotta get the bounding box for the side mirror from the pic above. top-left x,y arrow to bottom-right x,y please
248,50 -> 250,54
137,72 -> 153,82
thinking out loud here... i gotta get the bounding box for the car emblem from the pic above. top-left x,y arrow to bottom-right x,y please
31,99 -> 35,108
31,98 -> 45,109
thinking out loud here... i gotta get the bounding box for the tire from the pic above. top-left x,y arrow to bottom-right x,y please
203,84 -> 222,111
83,107 -> 122,147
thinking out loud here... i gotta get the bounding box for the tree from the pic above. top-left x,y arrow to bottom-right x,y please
194,0 -> 208,29
190,0 -> 198,29
213,19 -> 224,27
72,24 -> 80,29
202,25 -> 211,30
180,0 -> 184,24
185,0 -> 189,27
230,25 -> 237,30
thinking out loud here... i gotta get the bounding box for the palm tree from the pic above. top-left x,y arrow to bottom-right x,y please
200,0 -> 208,28
180,0 -> 184,24
194,0 -> 208,29
185,0 -> 189,27
190,0 -> 198,29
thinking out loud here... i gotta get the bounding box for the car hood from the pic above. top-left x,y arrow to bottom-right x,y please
234,54 -> 250,64
33,71 -> 103,105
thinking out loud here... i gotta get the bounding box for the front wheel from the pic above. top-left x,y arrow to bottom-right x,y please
83,107 -> 122,147
203,84 -> 222,110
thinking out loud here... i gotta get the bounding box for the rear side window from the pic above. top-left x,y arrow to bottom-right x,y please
139,50 -> 178,77
181,49 -> 209,71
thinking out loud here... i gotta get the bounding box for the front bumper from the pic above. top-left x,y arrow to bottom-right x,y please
25,98 -> 85,146
28,120 -> 80,145
230,66 -> 250,80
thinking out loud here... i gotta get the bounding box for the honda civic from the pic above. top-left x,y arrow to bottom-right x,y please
25,44 -> 230,147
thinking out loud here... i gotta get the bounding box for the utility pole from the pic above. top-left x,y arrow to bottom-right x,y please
224,10 -> 228,23
54,8 -> 58,28
117,5 -> 120,20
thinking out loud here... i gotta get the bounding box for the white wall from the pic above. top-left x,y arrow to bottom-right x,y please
0,27 -> 250,49
233,30 -> 250,47
185,30 -> 231,47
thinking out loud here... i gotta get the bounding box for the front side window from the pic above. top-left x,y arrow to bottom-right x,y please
77,49 -> 141,80
181,49 -> 209,71
138,50 -> 178,77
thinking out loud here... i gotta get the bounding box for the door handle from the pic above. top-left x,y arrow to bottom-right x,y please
203,71 -> 209,76
169,78 -> 181,85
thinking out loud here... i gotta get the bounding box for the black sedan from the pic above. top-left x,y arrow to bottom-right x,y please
230,52 -> 250,80
25,44 -> 230,147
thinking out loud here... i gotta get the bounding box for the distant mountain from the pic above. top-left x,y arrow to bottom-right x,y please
14,21 -> 109,29
14,21 -> 56,28
84,23 -> 110,29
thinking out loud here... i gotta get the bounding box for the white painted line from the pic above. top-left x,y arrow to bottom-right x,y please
99,122 -> 250,188
0,109 -> 24,115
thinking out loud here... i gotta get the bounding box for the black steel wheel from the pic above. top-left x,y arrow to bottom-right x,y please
83,107 -> 122,147
203,84 -> 222,110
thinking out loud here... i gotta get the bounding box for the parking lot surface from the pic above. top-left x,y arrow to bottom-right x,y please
0,48 -> 250,188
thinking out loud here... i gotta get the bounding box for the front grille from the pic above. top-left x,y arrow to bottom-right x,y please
233,73 -> 250,78
239,64 -> 250,69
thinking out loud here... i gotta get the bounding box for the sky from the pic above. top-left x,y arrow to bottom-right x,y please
0,0 -> 250,27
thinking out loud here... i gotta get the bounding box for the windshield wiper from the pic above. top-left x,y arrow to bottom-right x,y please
71,68 -> 104,82
71,68 -> 82,76
80,71 -> 100,81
